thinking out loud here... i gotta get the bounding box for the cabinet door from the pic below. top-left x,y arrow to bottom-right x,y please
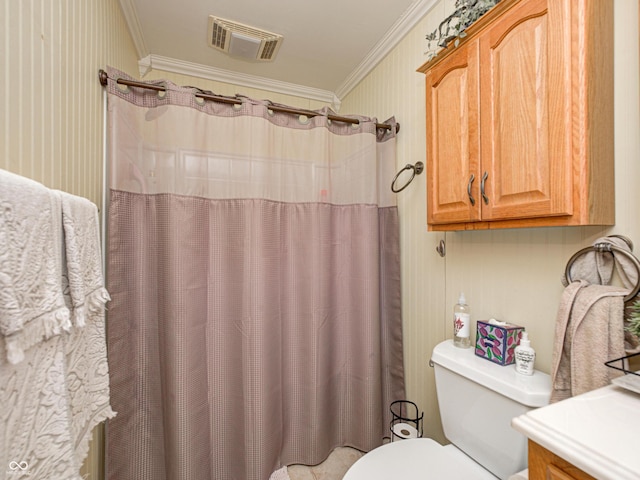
529,441 -> 597,480
425,40 -> 481,225
478,0 -> 573,221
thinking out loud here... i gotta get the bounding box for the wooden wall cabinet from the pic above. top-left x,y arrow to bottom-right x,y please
417,0 -> 614,231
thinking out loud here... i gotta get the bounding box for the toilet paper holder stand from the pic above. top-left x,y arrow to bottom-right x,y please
389,400 -> 423,442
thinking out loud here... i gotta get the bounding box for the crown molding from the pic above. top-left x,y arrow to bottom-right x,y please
138,55 -> 152,78
139,55 -> 342,110
118,0 -> 148,60
123,0 -> 437,107
335,0 -> 438,99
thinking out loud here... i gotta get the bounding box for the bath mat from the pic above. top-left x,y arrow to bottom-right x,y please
269,466 -> 291,480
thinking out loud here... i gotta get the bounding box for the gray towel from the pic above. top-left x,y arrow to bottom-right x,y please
563,236 -> 638,291
563,236 -> 640,353
551,280 -> 627,403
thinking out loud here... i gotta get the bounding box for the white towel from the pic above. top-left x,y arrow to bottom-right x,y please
58,191 -> 111,326
0,172 -> 114,479
0,169 -> 71,364
57,190 -> 115,464
0,335 -> 83,480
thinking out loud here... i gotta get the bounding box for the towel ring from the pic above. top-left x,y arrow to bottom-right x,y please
391,162 -> 424,193
564,243 -> 640,302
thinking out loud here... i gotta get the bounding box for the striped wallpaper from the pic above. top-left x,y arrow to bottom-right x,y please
2,1 -> 139,478
1,0 -> 138,206
341,0 -> 640,442
4,0 -> 640,472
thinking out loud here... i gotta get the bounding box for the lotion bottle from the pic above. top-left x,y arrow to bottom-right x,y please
453,292 -> 470,348
514,332 -> 536,375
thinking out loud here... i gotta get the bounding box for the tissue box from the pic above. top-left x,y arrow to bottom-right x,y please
475,320 -> 524,366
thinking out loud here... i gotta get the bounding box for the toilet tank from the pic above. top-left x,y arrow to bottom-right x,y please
431,340 -> 551,480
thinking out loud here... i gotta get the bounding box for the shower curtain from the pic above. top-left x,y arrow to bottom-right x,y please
104,67 -> 404,480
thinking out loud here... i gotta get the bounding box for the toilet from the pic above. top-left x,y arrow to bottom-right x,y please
344,339 -> 551,480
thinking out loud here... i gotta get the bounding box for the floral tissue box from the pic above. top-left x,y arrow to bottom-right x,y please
475,320 -> 524,366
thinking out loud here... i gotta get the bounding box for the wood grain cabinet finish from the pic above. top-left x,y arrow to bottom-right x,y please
417,0 -> 614,231
528,441 -> 596,480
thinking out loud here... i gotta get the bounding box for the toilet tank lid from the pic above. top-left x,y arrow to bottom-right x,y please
431,340 -> 551,407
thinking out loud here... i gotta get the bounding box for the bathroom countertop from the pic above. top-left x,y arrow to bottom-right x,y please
511,382 -> 640,480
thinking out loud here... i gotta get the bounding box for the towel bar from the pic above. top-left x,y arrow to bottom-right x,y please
564,240 -> 640,302
391,162 -> 423,193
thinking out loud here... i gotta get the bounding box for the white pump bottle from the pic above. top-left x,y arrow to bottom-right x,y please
514,332 -> 536,375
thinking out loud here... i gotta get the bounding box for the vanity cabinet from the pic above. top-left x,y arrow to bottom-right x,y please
417,0 -> 614,231
528,441 -> 595,480
512,383 -> 640,479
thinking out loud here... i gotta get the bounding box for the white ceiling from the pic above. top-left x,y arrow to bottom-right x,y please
119,0 -> 437,106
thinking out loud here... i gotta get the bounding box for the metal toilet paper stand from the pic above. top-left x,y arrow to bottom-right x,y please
389,400 -> 423,442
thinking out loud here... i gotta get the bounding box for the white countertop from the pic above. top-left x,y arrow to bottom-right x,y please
512,383 -> 640,480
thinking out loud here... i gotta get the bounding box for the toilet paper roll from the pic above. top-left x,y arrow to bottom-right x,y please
392,422 -> 418,439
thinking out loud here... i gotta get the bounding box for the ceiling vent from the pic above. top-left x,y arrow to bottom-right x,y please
207,16 -> 283,61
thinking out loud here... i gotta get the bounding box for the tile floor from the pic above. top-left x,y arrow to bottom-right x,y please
287,447 -> 364,480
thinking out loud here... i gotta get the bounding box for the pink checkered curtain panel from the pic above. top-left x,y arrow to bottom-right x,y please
104,67 -> 404,480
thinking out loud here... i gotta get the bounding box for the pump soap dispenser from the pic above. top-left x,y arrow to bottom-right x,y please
514,332 -> 536,375
453,292 -> 470,348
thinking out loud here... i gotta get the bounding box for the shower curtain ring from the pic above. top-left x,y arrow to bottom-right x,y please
391,162 -> 424,193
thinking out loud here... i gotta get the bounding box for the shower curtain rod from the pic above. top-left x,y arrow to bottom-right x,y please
98,69 -> 399,133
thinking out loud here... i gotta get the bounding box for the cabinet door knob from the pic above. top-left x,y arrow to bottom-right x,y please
467,174 -> 476,206
481,171 -> 489,205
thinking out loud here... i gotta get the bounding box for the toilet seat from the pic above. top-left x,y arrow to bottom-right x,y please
343,438 -> 498,480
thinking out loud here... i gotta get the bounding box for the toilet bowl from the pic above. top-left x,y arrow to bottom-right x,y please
344,340 -> 551,480
343,438 -> 497,479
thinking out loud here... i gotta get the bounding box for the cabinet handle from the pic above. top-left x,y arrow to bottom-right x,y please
467,174 -> 476,206
481,171 -> 489,205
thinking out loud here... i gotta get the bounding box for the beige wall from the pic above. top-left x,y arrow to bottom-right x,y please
1,0 -> 140,207
4,0 -> 639,472
341,0 -> 640,443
